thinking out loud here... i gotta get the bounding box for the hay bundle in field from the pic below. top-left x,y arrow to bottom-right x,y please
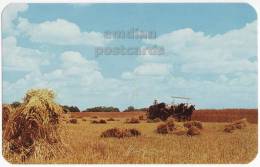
224,125 -> 236,133
92,119 -> 107,124
82,118 -> 87,122
125,117 -> 140,124
101,128 -> 141,138
69,118 -> 78,124
157,119 -> 176,134
147,118 -> 161,123
187,126 -> 201,136
172,127 -> 188,136
107,118 -> 115,121
165,118 -> 176,131
101,128 -> 122,138
166,119 -> 188,135
91,120 -> 99,124
157,119 -> 188,135
183,121 -> 203,129
99,119 -> 107,123
3,89 -> 66,161
2,104 -> 13,130
233,118 -> 247,128
138,115 -> 145,120
157,124 -> 169,134
224,118 -> 247,133
127,128 -> 141,136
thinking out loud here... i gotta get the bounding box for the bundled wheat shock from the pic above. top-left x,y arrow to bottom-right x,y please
3,89 -> 68,162
2,104 -> 13,130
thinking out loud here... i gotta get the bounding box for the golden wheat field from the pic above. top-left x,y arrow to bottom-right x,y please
5,112 -> 257,164
2,89 -> 258,164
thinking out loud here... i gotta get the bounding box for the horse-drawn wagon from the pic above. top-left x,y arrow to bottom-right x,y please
147,97 -> 195,121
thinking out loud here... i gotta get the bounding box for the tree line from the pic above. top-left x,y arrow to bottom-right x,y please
10,101 -> 146,112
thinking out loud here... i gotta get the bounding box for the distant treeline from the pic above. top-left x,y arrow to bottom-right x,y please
62,105 -> 80,113
83,106 -> 148,112
82,106 -> 120,112
9,101 -> 147,113
122,106 -> 148,112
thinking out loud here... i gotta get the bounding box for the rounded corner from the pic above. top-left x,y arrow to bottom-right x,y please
241,2 -> 258,19
1,152 -> 15,165
1,3 -> 14,19
246,150 -> 259,165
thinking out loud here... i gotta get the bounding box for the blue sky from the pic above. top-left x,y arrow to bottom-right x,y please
2,3 -> 257,110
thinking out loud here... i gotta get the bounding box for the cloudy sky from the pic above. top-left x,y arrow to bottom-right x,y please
2,3 -> 257,110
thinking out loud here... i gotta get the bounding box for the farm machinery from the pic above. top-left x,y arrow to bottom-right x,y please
147,96 -> 195,121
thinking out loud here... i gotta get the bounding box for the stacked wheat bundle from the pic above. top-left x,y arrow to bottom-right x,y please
157,119 -> 203,136
2,104 -> 13,130
101,128 -> 141,138
224,118 -> 248,133
157,118 -> 188,135
3,89 -> 68,162
125,117 -> 140,124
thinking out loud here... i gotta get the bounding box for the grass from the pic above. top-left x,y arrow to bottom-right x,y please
101,128 -> 141,138
71,109 -> 258,123
4,109 -> 258,164
10,117 -> 257,164
125,117 -> 140,124
192,109 -> 257,123
72,112 -> 145,118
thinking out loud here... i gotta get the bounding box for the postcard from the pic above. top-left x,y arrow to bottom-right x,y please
1,2 -> 258,164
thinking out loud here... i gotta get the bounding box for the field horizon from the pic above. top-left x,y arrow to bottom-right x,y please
3,98 -> 258,164
71,108 -> 258,123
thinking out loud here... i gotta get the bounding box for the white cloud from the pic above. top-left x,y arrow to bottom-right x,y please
144,21 -> 257,75
133,63 -> 172,76
137,46 -> 168,62
61,51 -> 99,69
3,17 -> 257,109
2,3 -> 28,35
118,20 -> 257,108
121,62 -> 173,79
181,59 -> 257,74
58,51 -> 103,85
3,51 -> 123,108
3,36 -> 49,71
17,18 -> 110,47
121,72 -> 134,80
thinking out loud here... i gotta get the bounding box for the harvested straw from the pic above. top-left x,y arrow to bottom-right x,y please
125,117 -> 140,124
101,128 -> 141,138
69,118 -> 78,124
224,118 -> 247,133
183,121 -> 203,129
99,119 -> 107,124
187,126 -> 201,136
2,104 -> 13,130
107,118 -> 115,121
157,124 -> 169,134
172,127 -> 188,136
127,128 -> 141,136
147,118 -> 161,123
233,118 -> 247,127
138,115 -> 145,120
91,120 -> 99,124
92,119 -> 107,124
3,89 -> 66,161
157,119 -> 188,135
101,128 -> 122,138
